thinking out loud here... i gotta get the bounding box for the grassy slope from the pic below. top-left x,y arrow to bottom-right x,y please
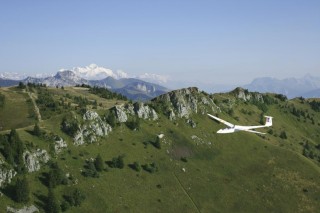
0,87 -> 35,131
0,87 -> 320,213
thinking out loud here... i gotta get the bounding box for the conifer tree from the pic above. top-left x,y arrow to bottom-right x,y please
47,188 -> 60,213
15,176 -> 30,203
33,123 -> 41,136
94,154 -> 104,172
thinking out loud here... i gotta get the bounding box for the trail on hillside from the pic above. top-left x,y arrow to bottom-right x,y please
173,172 -> 201,213
25,85 -> 42,122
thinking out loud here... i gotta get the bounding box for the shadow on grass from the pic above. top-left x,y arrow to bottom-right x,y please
38,172 -> 49,187
2,183 -> 16,201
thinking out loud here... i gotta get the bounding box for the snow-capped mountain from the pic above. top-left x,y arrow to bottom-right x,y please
61,64 -> 129,80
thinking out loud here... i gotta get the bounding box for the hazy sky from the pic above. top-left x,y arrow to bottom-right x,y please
1,0 -> 319,86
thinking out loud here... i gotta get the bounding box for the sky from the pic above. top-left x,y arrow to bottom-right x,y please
0,0 -> 319,87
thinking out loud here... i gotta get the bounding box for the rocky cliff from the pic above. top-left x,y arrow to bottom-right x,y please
152,87 -> 220,120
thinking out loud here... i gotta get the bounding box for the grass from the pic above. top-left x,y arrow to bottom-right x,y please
0,86 -> 320,212
0,88 -> 35,131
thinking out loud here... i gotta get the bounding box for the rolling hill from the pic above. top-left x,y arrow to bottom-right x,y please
0,84 -> 320,213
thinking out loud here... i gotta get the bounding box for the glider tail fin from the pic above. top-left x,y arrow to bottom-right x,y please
264,116 -> 273,127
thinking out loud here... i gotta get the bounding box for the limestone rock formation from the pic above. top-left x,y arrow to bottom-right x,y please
7,205 -> 39,213
74,110 -> 112,146
152,87 -> 219,119
232,87 -> 264,102
133,102 -> 158,120
54,135 -> 67,154
23,149 -> 50,173
111,103 -> 159,123
0,158 -> 16,188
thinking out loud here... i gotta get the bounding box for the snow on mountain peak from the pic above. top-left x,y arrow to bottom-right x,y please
61,64 -> 129,80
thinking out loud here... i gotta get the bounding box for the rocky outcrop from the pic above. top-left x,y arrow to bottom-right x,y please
74,111 -> 112,146
133,103 -> 158,120
7,205 -> 39,213
0,158 -> 16,188
111,103 -> 159,123
54,136 -> 67,154
152,87 -> 219,119
232,87 -> 264,102
113,105 -> 129,123
23,149 -> 50,173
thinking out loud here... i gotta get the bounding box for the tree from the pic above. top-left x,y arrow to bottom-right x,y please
63,188 -> 86,207
15,176 -> 30,203
47,188 -> 60,213
94,154 -> 104,172
280,131 -> 287,139
110,155 -> 124,169
33,123 -> 41,136
9,129 -> 25,173
153,137 -> 161,149
83,161 -> 99,178
48,162 -> 66,188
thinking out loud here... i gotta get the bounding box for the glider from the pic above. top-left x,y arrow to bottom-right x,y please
207,114 -> 273,134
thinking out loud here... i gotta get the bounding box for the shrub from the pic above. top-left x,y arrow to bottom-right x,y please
63,188 -> 86,207
83,161 -> 99,178
279,131 -> 287,139
109,155 -> 125,169
142,162 -> 158,173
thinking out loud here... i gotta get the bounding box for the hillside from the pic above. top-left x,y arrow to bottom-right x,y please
0,85 -> 320,213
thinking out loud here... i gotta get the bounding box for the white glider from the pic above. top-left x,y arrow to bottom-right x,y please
207,114 -> 273,135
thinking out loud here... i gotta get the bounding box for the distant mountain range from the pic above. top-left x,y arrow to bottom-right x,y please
0,70 -> 169,101
1,65 -> 320,99
244,74 -> 320,98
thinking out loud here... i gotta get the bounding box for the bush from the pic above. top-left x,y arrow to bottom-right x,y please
109,155 -> 125,169
132,161 -> 141,172
83,161 -> 99,178
63,188 -> 86,207
279,131 -> 287,139
126,117 -> 140,130
61,115 -> 79,137
142,162 -> 158,173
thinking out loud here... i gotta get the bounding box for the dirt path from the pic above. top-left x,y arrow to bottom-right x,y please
25,85 -> 42,122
